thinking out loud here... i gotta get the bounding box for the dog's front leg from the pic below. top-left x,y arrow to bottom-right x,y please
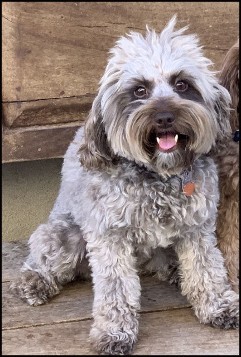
174,231 -> 239,329
87,234 -> 140,355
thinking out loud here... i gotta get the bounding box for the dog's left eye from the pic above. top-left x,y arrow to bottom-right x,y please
134,86 -> 148,98
175,81 -> 189,92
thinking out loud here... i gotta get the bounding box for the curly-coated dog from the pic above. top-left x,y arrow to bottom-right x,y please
214,39 -> 239,292
11,17 -> 239,355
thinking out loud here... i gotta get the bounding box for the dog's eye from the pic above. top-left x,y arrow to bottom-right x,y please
175,81 -> 189,92
134,86 -> 148,98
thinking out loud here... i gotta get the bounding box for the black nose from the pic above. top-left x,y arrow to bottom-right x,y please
155,112 -> 175,127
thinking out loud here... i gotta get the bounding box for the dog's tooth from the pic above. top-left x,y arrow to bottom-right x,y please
156,137 -> 160,144
175,134 -> 178,143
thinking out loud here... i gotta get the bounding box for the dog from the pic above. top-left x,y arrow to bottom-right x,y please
11,17 -> 239,355
214,39 -> 239,292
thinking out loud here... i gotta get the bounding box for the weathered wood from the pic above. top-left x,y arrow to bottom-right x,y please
3,281 -> 94,329
3,95 -> 92,128
2,241 -> 29,282
2,241 -> 238,355
3,318 -> 94,355
3,279 -> 189,330
136,310 -> 239,355
2,2 -> 239,103
2,2 -> 239,163
3,241 -> 189,330
2,123 -> 81,163
2,309 -> 239,355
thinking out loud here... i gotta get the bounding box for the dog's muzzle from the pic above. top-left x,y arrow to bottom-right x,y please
152,111 -> 189,153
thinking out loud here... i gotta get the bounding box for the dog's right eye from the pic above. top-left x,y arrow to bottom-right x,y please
134,86 -> 148,99
175,80 -> 189,92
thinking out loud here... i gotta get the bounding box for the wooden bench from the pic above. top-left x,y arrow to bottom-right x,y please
2,241 -> 239,355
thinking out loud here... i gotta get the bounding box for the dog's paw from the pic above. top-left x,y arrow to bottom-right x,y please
210,304 -> 239,329
99,338 -> 134,355
10,270 -> 60,306
195,289 -> 239,330
210,313 -> 239,329
90,327 -> 136,355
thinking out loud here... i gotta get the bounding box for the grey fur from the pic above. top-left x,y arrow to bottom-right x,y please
10,17 -> 238,355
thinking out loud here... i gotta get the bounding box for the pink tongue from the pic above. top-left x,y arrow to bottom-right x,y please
158,134 -> 176,150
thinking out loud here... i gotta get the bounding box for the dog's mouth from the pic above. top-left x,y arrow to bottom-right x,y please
155,131 -> 189,153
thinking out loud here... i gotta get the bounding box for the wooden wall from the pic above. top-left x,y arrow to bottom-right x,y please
2,2 -> 239,162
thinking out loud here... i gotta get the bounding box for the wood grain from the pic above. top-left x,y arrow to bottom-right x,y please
2,2 -> 239,162
3,95 -> 92,128
2,309 -> 239,355
2,2 -> 239,103
3,279 -> 190,330
2,123 -> 81,163
136,310 -> 239,355
2,241 -> 238,355
2,241 -> 29,282
3,241 -> 189,329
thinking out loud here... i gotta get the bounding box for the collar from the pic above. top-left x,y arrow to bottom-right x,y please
165,166 -> 195,197
233,130 -> 239,142
180,167 -> 195,196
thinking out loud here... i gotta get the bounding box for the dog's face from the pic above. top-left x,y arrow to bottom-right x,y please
80,16 -> 231,175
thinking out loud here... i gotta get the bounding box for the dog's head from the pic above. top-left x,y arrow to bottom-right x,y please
219,39 -> 239,131
79,16 -> 231,176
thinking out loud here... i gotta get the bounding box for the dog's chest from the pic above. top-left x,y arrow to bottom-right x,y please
127,178 -> 193,239
80,158 -> 218,248
104,171 -> 211,245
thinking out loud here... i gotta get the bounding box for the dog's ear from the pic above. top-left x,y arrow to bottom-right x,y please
219,39 -> 239,131
213,83 -> 232,140
79,94 -> 113,169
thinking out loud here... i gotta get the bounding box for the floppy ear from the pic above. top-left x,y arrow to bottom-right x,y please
214,83 -> 232,141
78,94 -> 113,170
219,39 -> 239,131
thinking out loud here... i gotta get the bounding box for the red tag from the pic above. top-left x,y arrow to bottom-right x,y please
183,182 -> 195,196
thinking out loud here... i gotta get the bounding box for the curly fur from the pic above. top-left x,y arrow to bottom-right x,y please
10,17 -> 239,355
214,39 -> 239,292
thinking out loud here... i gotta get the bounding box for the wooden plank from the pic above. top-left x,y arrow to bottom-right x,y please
2,241 -> 29,282
2,2 -> 238,163
2,123 -> 81,163
136,309 -> 239,355
2,241 -> 238,355
3,241 -> 189,329
2,281 -> 94,329
2,308 -> 239,355
3,95 -> 92,128
2,2 -> 239,103
3,279 -> 189,330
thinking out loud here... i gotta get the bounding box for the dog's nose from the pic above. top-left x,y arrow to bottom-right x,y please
155,112 -> 175,127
